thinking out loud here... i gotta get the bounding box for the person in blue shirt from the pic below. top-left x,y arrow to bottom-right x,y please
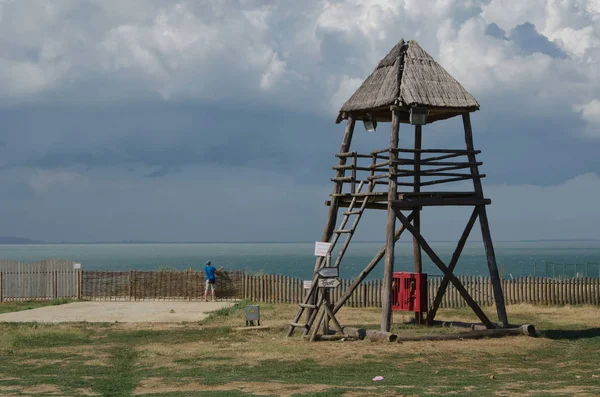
204,261 -> 224,301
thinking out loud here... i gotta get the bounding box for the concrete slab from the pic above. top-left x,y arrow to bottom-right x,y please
0,301 -> 235,323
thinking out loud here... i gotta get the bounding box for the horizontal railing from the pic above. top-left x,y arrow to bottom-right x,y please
332,148 -> 482,193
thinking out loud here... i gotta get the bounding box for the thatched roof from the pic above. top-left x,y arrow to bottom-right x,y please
336,40 -> 479,124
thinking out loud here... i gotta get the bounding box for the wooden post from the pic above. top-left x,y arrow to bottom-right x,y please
77,270 -> 82,300
413,124 -> 423,324
462,113 -> 508,327
382,108 -> 400,332
0,271 -> 3,303
53,270 -> 58,300
317,116 -> 355,260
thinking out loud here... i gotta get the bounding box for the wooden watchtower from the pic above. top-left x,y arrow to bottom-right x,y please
288,39 -> 509,337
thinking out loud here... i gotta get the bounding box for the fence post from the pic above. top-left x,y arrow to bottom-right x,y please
128,271 -> 133,301
0,271 -> 3,303
53,270 -> 58,300
77,270 -> 82,300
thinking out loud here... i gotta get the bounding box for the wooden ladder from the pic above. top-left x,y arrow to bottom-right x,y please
287,181 -> 373,337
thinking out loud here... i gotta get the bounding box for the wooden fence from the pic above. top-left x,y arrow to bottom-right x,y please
0,260 -> 80,302
242,274 -> 600,308
0,261 -> 599,307
81,270 -> 244,301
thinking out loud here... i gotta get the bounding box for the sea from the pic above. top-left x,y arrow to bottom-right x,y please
1,241 -> 600,280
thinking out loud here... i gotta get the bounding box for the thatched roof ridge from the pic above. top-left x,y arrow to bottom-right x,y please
338,41 -> 403,113
338,40 -> 479,123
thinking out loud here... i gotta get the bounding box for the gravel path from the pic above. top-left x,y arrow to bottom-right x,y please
0,301 -> 234,323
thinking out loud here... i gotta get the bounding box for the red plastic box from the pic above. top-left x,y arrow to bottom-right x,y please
392,272 -> 428,313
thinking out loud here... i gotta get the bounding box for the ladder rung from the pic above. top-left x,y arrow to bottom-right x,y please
334,229 -> 353,234
299,303 -> 316,309
290,322 -> 307,328
344,211 -> 362,215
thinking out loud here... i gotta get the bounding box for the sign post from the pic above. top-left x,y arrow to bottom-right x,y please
314,241 -> 332,257
317,278 -> 341,288
317,267 -> 339,278
312,241 -> 344,337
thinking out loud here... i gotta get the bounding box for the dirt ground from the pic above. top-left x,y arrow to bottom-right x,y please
0,301 -> 234,323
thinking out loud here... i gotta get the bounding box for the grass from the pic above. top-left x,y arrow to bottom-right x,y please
0,298 -> 73,314
0,303 -> 599,396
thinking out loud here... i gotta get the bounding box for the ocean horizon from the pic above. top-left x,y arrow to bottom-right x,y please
1,240 -> 600,280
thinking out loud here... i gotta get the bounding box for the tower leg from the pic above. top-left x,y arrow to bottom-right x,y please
478,206 -> 509,327
315,116 -> 356,269
462,113 -> 509,327
382,109 -> 400,332
413,124 -> 423,324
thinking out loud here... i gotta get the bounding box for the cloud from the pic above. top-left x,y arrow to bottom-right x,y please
0,0 -> 599,242
574,99 -> 600,137
259,52 -> 287,91
509,22 -> 567,58
29,169 -> 89,193
0,0 -> 597,124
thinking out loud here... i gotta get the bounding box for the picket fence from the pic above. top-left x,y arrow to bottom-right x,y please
0,261 -> 599,308
0,260 -> 81,301
241,274 -> 600,308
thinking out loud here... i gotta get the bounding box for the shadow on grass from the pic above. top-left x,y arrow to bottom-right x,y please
541,327 -> 600,340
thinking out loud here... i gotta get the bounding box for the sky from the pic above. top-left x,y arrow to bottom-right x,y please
0,0 -> 599,243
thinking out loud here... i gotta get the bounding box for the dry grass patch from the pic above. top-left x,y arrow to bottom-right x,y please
343,390 -> 415,397
489,365 -> 541,376
494,385 -> 600,397
137,341 -> 216,369
75,388 -> 100,396
111,322 -> 197,332
134,378 -> 416,397
506,304 -> 600,327
18,358 -> 64,366
0,383 -> 61,395
406,334 -> 550,355
134,378 -> 334,396
21,344 -> 113,367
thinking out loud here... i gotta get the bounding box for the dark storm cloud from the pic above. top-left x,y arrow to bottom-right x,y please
510,23 -> 568,59
485,23 -> 508,40
0,100 -> 341,183
1,95 -> 599,187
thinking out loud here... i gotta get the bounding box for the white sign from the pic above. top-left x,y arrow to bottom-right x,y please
303,280 -> 312,289
314,241 -> 332,257
318,278 -> 341,288
317,267 -> 339,278
73,263 -> 82,269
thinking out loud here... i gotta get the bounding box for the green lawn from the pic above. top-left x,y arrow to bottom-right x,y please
0,301 -> 599,396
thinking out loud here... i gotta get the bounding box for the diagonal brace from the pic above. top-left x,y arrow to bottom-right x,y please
332,212 -> 415,314
426,207 -> 479,323
395,209 -> 495,329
